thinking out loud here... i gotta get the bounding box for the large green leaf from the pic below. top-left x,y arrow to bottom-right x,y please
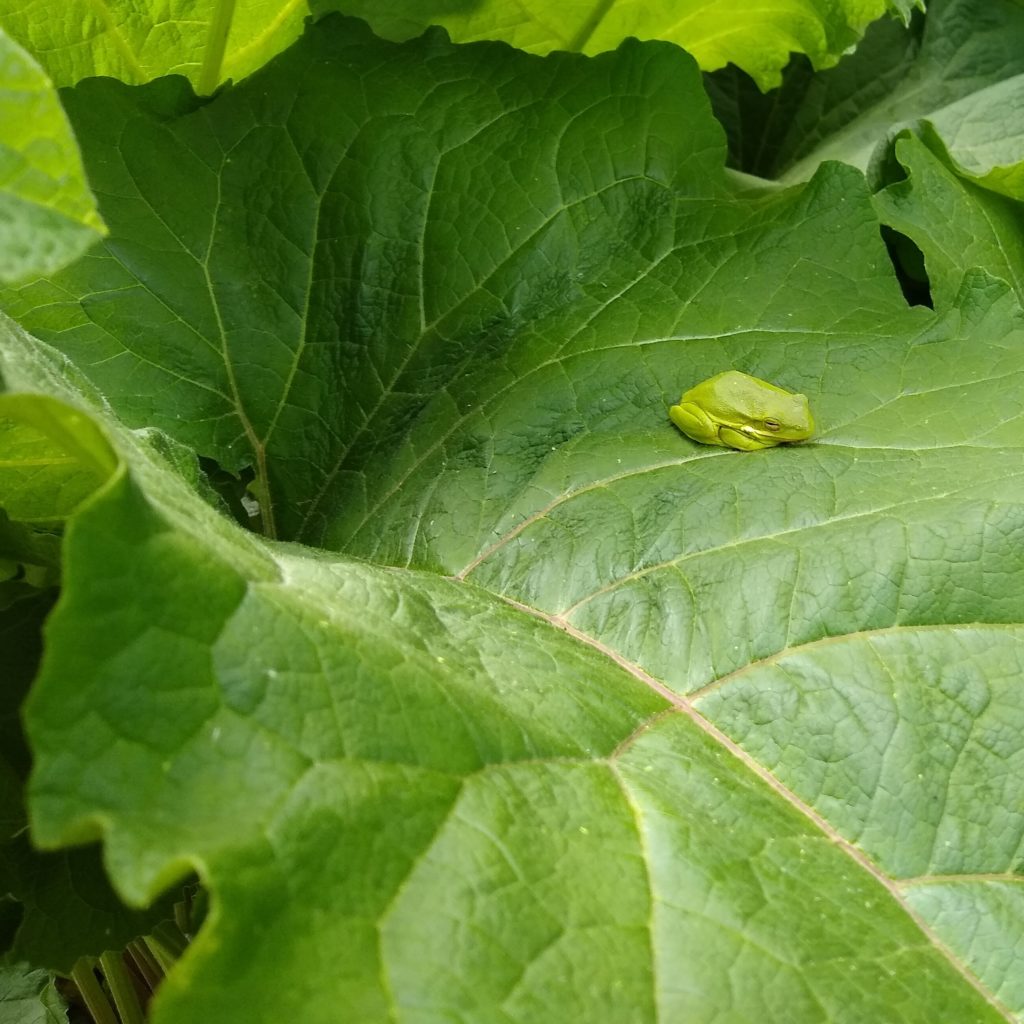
4,323 -> 1017,1022
0,28 -> 104,285
1,13 -> 1023,1023
0,0 -> 307,93
317,0 -> 917,89
4,17 -> 733,544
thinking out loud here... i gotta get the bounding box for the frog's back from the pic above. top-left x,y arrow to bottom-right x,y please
682,370 -> 810,433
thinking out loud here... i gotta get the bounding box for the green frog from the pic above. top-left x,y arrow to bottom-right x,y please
669,371 -> 814,451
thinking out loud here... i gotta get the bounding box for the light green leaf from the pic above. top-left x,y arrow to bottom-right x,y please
0,390 -> 119,594
0,965 -> 66,1024
2,13 -> 1024,1024
0,0 -> 308,93
0,28 -> 104,285
919,81 -> 1024,199
0,395 -> 114,520
318,0 -> 913,90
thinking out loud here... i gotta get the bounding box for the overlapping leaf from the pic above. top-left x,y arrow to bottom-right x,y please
318,0 -> 919,89
0,29 -> 104,285
708,0 -> 1024,182
874,132 -> 1024,307
1,12 -> 1023,1024
919,83 -> 1024,201
0,0 -> 307,93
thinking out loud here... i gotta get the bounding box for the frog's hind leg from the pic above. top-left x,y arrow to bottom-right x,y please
718,426 -> 771,451
669,402 -> 724,446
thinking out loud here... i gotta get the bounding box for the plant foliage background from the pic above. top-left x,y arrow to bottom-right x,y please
2,0 -> 1024,1021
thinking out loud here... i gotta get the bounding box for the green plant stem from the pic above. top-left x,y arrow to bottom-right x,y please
150,919 -> 189,958
144,934 -> 178,974
173,905 -> 188,936
99,951 -> 146,1024
127,939 -> 163,990
70,958 -> 119,1024
173,891 -> 191,936
198,0 -> 237,95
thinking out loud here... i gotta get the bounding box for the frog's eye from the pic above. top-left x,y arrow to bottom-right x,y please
763,418 -> 781,431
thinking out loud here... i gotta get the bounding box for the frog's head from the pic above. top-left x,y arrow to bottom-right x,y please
744,389 -> 814,444
719,371 -> 815,445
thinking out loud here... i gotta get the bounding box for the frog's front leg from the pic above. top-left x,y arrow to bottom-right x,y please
717,426 -> 775,451
669,401 -> 726,446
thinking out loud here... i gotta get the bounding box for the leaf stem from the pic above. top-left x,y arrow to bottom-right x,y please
99,951 -> 146,1024
198,0 -> 237,95
143,934 -> 178,974
70,958 -> 119,1024
126,939 -> 163,990
150,920 -> 189,958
